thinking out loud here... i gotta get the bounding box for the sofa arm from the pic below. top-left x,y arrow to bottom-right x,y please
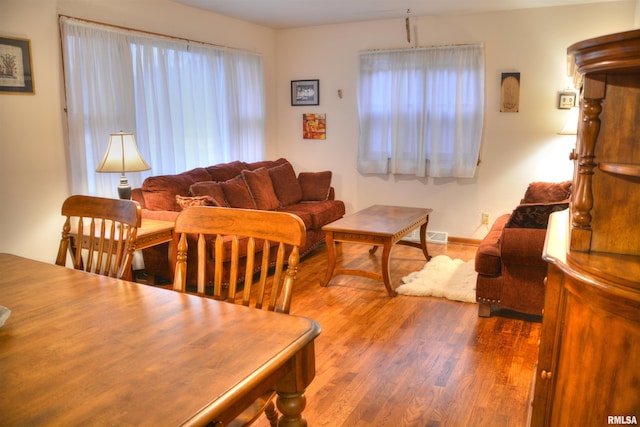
131,188 -> 146,209
140,208 -> 180,223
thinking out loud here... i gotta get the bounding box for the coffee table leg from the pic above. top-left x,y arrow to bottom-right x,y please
419,222 -> 431,261
381,240 -> 397,297
322,232 -> 336,286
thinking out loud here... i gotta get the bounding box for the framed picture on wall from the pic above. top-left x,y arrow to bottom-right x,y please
303,113 -> 326,139
291,79 -> 319,106
500,72 -> 520,112
0,36 -> 35,94
558,91 -> 576,109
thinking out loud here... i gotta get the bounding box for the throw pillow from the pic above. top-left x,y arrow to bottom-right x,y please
189,181 -> 228,207
175,195 -> 217,210
219,174 -> 257,209
299,171 -> 332,201
242,167 -> 281,210
506,202 -> 569,229
521,181 -> 572,204
268,162 -> 303,206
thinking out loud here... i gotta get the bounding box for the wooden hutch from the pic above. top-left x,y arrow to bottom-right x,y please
529,29 -> 640,426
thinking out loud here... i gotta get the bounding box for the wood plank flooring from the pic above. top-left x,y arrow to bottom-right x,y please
254,241 -> 541,427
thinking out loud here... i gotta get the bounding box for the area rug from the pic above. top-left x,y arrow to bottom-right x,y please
396,255 -> 477,303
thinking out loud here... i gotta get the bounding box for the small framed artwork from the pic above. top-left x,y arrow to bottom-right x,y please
558,91 -> 576,109
0,36 -> 35,94
303,113 -> 326,140
291,79 -> 319,106
500,72 -> 520,113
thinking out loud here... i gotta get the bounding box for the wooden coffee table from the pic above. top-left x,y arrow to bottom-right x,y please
321,205 -> 433,297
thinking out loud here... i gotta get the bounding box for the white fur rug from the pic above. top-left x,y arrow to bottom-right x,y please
396,255 -> 477,303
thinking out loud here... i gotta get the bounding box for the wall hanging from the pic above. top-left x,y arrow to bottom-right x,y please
291,79 -> 319,106
303,114 -> 326,140
500,72 -> 520,112
0,36 -> 35,94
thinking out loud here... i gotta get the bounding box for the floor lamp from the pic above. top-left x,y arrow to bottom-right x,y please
96,132 -> 151,200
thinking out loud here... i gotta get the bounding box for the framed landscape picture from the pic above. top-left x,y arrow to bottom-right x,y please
0,36 -> 35,94
291,79 -> 319,106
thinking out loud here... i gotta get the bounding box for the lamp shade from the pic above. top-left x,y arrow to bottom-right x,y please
558,107 -> 579,135
96,132 -> 151,173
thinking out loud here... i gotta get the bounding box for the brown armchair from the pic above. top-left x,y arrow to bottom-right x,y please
475,181 -> 571,317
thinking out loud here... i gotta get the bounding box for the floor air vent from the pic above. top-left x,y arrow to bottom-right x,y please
427,231 -> 448,244
404,230 -> 448,244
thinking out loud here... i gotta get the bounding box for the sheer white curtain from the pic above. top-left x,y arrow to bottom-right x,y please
357,44 -> 484,178
60,17 -> 265,197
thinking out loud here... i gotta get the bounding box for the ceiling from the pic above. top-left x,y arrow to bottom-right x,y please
170,0 -> 619,29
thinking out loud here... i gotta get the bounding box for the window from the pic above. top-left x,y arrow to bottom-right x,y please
60,17 -> 265,196
357,44 -> 484,178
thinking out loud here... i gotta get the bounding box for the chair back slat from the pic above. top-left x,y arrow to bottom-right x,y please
56,195 -> 141,280
172,206 -> 306,314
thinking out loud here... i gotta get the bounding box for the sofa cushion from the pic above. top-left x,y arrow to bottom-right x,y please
268,162 -> 303,206
219,175 -> 257,209
242,168 -> 280,211
282,200 -> 345,230
189,181 -> 228,207
205,160 -> 249,182
299,171 -> 332,201
506,202 -> 569,229
141,167 -> 212,211
475,214 -> 510,276
175,195 -> 217,210
521,181 -> 571,204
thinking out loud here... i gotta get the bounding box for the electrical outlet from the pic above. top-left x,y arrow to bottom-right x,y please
482,212 -> 489,226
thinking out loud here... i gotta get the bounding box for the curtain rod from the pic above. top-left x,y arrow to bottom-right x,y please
361,42 -> 483,54
58,14 -> 261,56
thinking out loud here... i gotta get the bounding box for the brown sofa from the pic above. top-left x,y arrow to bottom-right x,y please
132,158 -> 345,284
474,181 -> 571,317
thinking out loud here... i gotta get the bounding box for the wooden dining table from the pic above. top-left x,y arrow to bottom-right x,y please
0,253 -> 320,426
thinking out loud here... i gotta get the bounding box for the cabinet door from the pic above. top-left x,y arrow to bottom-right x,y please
549,273 -> 640,426
529,264 -> 564,427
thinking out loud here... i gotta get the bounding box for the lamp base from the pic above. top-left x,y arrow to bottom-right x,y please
117,175 -> 132,200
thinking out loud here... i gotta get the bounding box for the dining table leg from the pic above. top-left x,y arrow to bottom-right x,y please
274,341 -> 316,427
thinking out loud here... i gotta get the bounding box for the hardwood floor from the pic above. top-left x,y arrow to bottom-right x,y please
255,241 -> 541,427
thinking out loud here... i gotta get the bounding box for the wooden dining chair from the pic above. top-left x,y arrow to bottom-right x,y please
56,195 -> 142,281
172,206 -> 307,426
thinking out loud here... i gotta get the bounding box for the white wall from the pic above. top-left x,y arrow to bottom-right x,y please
0,0 -> 637,264
274,2 -> 636,239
